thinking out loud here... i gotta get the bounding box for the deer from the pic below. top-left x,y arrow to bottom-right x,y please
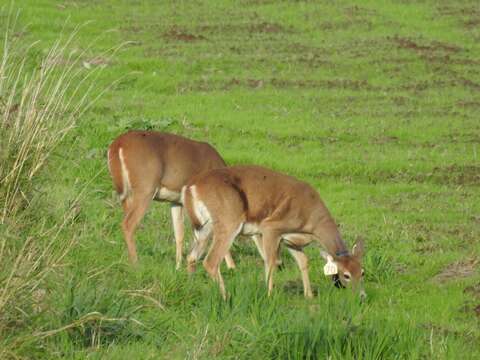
107,130 -> 235,269
182,165 -> 365,300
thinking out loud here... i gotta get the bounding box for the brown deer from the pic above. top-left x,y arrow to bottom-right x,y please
182,165 -> 365,300
107,130 -> 235,269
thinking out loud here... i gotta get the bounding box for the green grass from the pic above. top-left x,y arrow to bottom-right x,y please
3,0 -> 480,358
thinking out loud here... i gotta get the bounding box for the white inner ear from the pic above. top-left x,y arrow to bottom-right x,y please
323,256 -> 338,276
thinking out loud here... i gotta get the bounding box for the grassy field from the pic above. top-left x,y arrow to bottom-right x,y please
1,0 -> 479,358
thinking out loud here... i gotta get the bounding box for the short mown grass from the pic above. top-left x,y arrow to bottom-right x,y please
2,0 -> 479,358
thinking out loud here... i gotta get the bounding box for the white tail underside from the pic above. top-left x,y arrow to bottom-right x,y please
118,147 -> 131,201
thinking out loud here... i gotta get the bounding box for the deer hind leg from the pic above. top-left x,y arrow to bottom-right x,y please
186,223 -> 235,272
203,223 -> 243,300
171,204 -> 184,270
287,247 -> 313,298
121,192 -> 152,264
187,222 -> 212,273
261,230 -> 281,296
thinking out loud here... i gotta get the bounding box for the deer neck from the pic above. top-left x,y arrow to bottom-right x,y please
314,219 -> 349,257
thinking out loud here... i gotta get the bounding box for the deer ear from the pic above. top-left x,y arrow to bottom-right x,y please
320,250 -> 338,275
352,237 -> 364,259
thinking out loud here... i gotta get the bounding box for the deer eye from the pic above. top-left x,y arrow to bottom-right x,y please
343,273 -> 351,281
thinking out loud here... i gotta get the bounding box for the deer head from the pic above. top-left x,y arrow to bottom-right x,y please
321,238 -> 366,300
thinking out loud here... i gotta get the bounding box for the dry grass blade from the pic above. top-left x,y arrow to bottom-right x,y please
122,289 -> 166,310
33,312 -> 146,340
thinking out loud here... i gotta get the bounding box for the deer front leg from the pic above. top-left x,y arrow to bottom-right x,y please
287,247 -> 313,298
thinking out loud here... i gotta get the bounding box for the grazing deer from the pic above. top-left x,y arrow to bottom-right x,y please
182,165 -> 365,300
107,130 -> 235,269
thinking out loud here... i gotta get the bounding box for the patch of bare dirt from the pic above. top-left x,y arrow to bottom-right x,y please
319,19 -> 372,31
250,22 -> 287,33
392,36 -> 462,53
461,281 -> 480,318
464,18 -> 480,29
443,132 -> 480,145
270,78 -> 373,90
373,135 -> 399,145
437,5 -> 480,17
433,258 -> 479,283
241,0 -> 278,5
388,36 -> 479,70
437,5 -> 480,30
372,165 -> 480,186
121,25 -> 143,34
457,100 -> 480,109
400,78 -> 480,92
163,27 -> 206,42
307,164 -> 480,187
198,21 -> 290,35
464,283 -> 480,298
460,302 -> 480,318
344,5 -> 377,17
178,77 -> 375,93
437,5 -> 480,29
431,165 -> 480,185
318,5 -> 376,31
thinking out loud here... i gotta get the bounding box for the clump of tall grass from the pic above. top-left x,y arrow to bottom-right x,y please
0,10 -> 112,358
0,14 -> 105,222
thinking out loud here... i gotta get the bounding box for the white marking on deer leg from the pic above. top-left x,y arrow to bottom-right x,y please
171,205 -> 184,270
252,234 -> 265,260
180,186 -> 187,205
224,252 -> 236,269
118,147 -> 131,201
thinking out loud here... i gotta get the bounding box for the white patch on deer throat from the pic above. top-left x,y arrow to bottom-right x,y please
190,186 -> 211,226
118,147 -> 131,201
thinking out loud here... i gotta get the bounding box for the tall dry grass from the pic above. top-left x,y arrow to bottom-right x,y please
0,11 -> 113,358
0,14 -> 107,222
